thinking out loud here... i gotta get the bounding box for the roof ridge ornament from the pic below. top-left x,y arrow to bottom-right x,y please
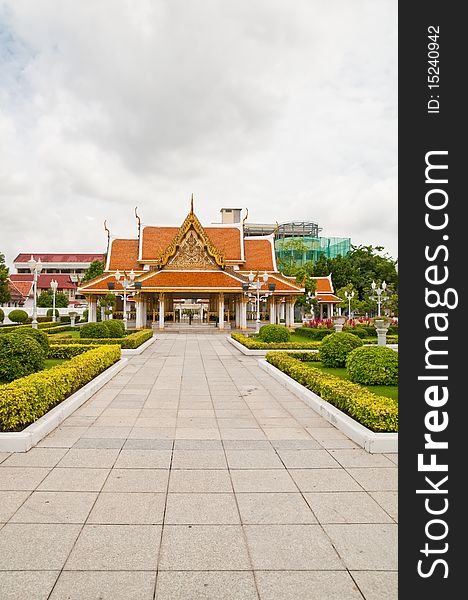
103,220 -> 111,257
190,193 -> 194,214
135,206 -> 141,239
242,208 -> 249,226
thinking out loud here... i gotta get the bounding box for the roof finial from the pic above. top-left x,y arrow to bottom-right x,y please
103,220 -> 111,256
134,206 -> 141,239
273,221 -> 279,237
190,193 -> 194,213
242,208 -> 249,226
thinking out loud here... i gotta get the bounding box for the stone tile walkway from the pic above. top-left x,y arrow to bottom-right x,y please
0,333 -> 398,599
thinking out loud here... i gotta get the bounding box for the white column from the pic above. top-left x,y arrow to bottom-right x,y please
289,300 -> 295,326
240,299 -> 247,330
218,293 -> 225,330
330,303 -> 334,317
142,298 -> 147,327
235,299 -> 240,328
135,300 -> 143,329
285,300 -> 291,326
319,304 -> 324,319
88,297 -> 97,322
269,297 -> 276,324
159,294 -> 165,330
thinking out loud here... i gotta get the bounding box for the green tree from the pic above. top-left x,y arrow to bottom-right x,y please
0,253 -> 11,304
37,289 -> 69,308
82,260 -> 105,283
277,238 -> 311,274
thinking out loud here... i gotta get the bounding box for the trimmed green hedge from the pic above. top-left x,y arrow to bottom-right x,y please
0,322 -> 72,335
294,327 -> 333,341
0,345 -> 121,431
231,333 -> 320,350
0,334 -> 45,383
320,332 -> 363,368
347,346 -> 398,385
266,352 -> 398,432
258,324 -> 290,343
48,329 -> 153,349
47,344 -> 102,359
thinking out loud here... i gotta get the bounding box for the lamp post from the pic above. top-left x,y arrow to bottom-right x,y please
243,271 -> 275,333
344,289 -> 355,319
370,280 -> 387,317
27,255 -> 43,329
50,279 -> 58,322
113,269 -> 135,329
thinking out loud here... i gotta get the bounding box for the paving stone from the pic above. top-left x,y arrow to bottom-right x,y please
276,449 -> 341,469
38,468 -> 110,492
289,468 -> 362,492
0,467 -> 50,491
73,438 -> 126,449
87,492 -> 166,524
168,470 -> 233,493
244,524 -> 343,570
351,570 -> 398,600
103,469 -> 169,493
65,524 -> 162,570
124,439 -> 173,450
225,449 -> 284,469
231,469 -> 298,492
49,571 -> 157,600
328,449 -> 395,468
57,448 -> 120,468
369,491 -> 398,522
11,491 -> 97,524
114,449 -> 172,469
0,571 -> 58,600
304,491 -> 394,524
255,571 -> 363,600
155,571 -> 258,600
165,493 -> 240,524
2,448 -> 67,467
0,491 -> 30,521
171,449 -> 227,469
0,523 -> 81,569
237,492 -> 316,524
347,468 -> 398,491
324,523 -> 398,570
159,525 -> 251,570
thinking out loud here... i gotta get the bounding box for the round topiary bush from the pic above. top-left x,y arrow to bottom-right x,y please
319,331 -> 363,367
46,308 -> 60,318
258,324 -> 291,343
13,328 -> 50,355
7,309 -> 29,324
106,319 -> 126,338
0,308 -> 4,323
80,322 -> 110,338
0,333 -> 45,383
346,346 -> 398,385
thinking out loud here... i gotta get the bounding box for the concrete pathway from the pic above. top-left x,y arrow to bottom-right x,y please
0,333 -> 398,599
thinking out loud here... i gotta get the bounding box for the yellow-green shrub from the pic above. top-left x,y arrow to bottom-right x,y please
231,333 -> 320,350
0,345 -> 121,431
47,329 -> 153,349
266,352 -> 398,432
47,344 -> 101,359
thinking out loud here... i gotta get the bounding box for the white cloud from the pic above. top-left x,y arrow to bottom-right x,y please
0,0 -> 397,266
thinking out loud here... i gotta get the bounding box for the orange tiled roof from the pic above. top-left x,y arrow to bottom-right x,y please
139,270 -> 244,290
316,293 -> 342,303
260,273 -> 304,293
8,280 -> 32,298
243,238 -> 275,271
141,226 -> 242,262
108,239 -> 140,271
314,276 -> 333,294
79,273 -> 142,293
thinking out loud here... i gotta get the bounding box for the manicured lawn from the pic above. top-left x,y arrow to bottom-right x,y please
51,331 -> 81,339
289,332 -> 326,344
304,361 -> 398,401
43,358 -> 67,369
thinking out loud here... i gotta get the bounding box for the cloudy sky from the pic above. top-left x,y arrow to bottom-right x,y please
0,0 -> 397,269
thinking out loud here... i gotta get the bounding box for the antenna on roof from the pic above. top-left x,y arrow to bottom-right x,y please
135,206 -> 141,241
190,193 -> 194,213
242,208 -> 249,226
103,220 -> 111,256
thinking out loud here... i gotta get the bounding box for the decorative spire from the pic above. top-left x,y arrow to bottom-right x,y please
135,206 -> 141,240
103,220 -> 111,256
242,208 -> 249,226
190,193 -> 194,214
273,221 -> 279,237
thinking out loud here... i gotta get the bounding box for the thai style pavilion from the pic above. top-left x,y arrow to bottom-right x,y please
78,203 -> 341,329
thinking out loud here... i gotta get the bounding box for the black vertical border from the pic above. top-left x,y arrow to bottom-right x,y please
399,3 -> 465,597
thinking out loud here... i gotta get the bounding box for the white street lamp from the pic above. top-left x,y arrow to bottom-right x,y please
344,289 -> 355,319
28,256 -> 43,329
113,269 -> 136,330
369,280 -> 387,317
243,271 -> 275,333
50,279 -> 59,322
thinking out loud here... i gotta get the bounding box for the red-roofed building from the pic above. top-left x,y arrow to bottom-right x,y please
78,204 -> 311,330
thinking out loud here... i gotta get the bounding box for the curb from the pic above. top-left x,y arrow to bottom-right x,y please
227,335 -> 319,356
121,335 -> 156,356
259,359 -> 398,454
0,358 -> 128,453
